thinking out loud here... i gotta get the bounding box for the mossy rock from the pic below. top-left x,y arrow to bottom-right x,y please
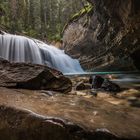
62,4 -> 93,34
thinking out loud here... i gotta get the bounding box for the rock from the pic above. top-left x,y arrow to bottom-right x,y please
90,75 -> 121,92
75,82 -> 91,90
97,92 -> 111,98
0,87 -> 140,139
50,41 -> 62,49
40,90 -> 55,96
90,89 -> 98,96
75,91 -> 87,96
63,0 -> 140,71
92,76 -> 104,89
89,76 -> 93,84
0,30 -> 6,35
102,79 -> 121,92
0,58 -> 72,93
0,105 -> 87,140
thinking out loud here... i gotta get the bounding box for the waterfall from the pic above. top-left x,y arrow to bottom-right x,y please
0,33 -> 84,73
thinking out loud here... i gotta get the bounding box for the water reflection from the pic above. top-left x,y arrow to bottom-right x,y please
65,71 -> 140,89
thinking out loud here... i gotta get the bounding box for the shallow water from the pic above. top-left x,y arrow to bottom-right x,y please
111,74 -> 140,89
65,72 -> 140,89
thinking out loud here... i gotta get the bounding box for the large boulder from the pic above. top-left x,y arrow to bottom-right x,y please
0,58 -> 72,93
75,82 -> 91,90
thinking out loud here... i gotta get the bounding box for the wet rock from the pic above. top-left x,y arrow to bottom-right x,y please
0,87 -> 140,139
90,75 -> 121,92
90,90 -> 98,97
97,92 -> 110,98
0,105 -> 85,140
75,91 -> 87,96
0,30 -> 5,35
92,76 -> 104,89
40,90 -> 55,96
75,82 -> 91,90
0,58 -> 72,93
0,105 -> 123,140
102,79 -> 121,92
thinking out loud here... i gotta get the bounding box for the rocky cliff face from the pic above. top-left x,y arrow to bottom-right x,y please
63,0 -> 140,71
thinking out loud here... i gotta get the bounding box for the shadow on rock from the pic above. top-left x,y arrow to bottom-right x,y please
0,58 -> 72,93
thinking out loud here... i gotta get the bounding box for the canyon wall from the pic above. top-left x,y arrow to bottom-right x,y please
63,0 -> 140,71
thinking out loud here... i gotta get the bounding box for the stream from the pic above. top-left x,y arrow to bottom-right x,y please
65,72 -> 140,89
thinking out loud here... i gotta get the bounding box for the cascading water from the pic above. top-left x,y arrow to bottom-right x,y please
0,33 -> 84,73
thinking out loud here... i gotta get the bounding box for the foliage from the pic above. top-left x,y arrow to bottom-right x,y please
0,0 -> 88,41
71,4 -> 93,21
62,3 -> 93,34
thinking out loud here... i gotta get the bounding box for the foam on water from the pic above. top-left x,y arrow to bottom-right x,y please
0,34 -> 84,73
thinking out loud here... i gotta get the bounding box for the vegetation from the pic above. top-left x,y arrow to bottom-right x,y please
62,3 -> 93,34
0,0 -> 88,42
71,3 -> 93,21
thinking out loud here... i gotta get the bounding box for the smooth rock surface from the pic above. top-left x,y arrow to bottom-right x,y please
0,58 -> 72,93
0,87 -> 140,140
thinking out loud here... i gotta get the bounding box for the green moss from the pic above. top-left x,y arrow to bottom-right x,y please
24,29 -> 38,38
71,4 -> 93,22
0,4 -> 6,14
62,4 -> 93,34
48,34 -> 62,42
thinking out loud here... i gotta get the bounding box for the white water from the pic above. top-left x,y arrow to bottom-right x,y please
0,34 -> 84,73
